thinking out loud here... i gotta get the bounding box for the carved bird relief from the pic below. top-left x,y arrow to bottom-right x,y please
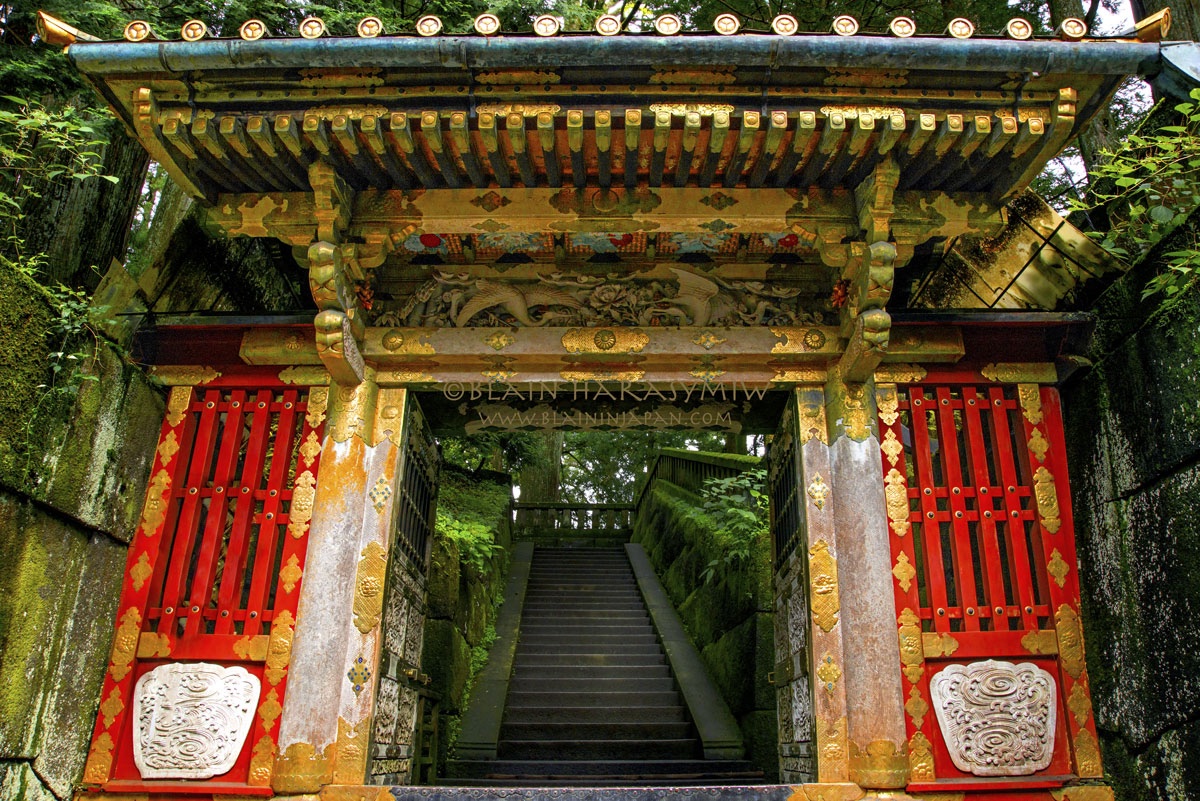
454,280 -> 584,327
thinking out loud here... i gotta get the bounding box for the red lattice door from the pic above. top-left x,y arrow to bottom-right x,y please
83,376 -> 328,794
877,378 -> 1102,794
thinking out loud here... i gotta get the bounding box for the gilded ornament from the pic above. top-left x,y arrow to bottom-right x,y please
651,67 -> 736,85
908,731 -> 935,781
100,686 -> 124,728
921,632 -> 961,658
165,386 -> 191,427
288,470 -> 317,539
876,384 -> 900,426
299,431 -> 321,467
808,540 -> 840,633
124,20 -> 152,41
346,655 -> 372,696
258,688 -> 283,732
273,739 -> 331,793
306,387 -> 329,429
1019,383 -> 1044,424
136,631 -> 171,658
821,105 -> 907,121
386,370 -> 435,383
108,607 -> 141,681
1052,787 -> 1114,801
881,428 -> 903,467
849,739 -> 909,788
562,327 -> 648,354
816,653 -> 841,690
233,634 -> 270,661
1068,680 -> 1092,726
773,368 -> 828,384
485,331 -> 515,351
130,551 -> 153,591
83,732 -> 115,784
690,362 -> 726,382
1073,727 -> 1102,777
332,717 -> 371,784
280,554 -> 303,594
817,716 -> 848,775
772,326 -> 834,353
692,331 -> 727,350
369,476 -> 393,513
807,473 -> 830,511
279,366 -> 330,385
892,551 -> 916,592
139,469 -> 171,538
1028,427 -> 1051,462
381,329 -> 435,355
239,19 -> 266,40
353,541 -> 388,633
874,364 -> 927,384
648,103 -> 734,117
151,365 -> 221,386
477,70 -> 559,84
560,369 -> 646,382
1048,548 -> 1070,588
1034,466 -> 1063,533
1021,629 -> 1059,655
798,399 -> 828,444
156,431 -> 180,464
905,686 -> 929,728
180,19 -> 207,41
884,468 -> 910,535
248,735 -> 275,786
980,362 -> 1057,384
1056,604 -> 1087,679
265,609 -> 295,686
897,607 -> 924,684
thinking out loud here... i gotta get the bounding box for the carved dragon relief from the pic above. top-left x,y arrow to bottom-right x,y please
372,267 -> 827,329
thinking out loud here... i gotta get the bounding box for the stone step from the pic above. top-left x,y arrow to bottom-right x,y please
513,652 -> 666,667
520,609 -> 649,621
521,600 -> 647,610
501,704 -> 688,724
515,642 -> 662,656
500,721 -> 695,741
498,738 -> 699,761
518,623 -> 654,637
446,759 -> 764,780
509,668 -> 673,688
505,689 -> 681,707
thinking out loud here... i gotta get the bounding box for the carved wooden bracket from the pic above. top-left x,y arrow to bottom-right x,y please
837,241 -> 897,382
307,242 -> 366,385
855,156 -> 899,245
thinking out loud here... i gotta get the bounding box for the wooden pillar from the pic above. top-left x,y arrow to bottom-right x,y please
272,374 -> 412,793
822,370 -> 909,790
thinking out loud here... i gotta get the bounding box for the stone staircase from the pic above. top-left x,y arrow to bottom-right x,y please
448,547 -> 760,786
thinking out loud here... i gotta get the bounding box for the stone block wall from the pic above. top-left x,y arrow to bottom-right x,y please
632,479 -> 778,780
1062,211 -> 1200,801
0,262 -> 162,801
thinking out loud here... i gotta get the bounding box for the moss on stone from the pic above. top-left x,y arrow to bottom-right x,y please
739,709 -> 780,783
427,537 -> 461,620
700,616 -> 756,714
421,619 -> 472,715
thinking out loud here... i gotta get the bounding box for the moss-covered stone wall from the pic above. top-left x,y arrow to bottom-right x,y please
421,466 -> 513,779
0,262 -> 162,801
632,476 -> 777,780
1063,211 -> 1200,801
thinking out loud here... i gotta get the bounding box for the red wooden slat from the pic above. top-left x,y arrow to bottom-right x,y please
960,386 -> 1012,632
184,390 -> 248,638
908,388 -> 951,628
934,387 -> 981,632
213,390 -> 274,636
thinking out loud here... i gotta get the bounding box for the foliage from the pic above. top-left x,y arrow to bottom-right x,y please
1070,90 -> 1200,300
698,466 -> 768,583
561,431 -> 726,503
440,431 -> 547,475
435,467 -> 512,574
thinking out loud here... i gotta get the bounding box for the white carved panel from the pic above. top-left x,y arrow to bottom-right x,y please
133,663 -> 260,779
930,659 -> 1056,777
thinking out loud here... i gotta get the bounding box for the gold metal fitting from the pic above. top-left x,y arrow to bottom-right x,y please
299,16 -> 326,39
239,19 -> 267,40
533,15 -> 561,36
124,20 -> 153,42
36,11 -> 100,46
1056,17 -> 1088,40
889,16 -> 916,37
714,13 -> 740,35
771,15 -> 799,36
1005,18 -> 1033,39
1134,8 -> 1172,41
832,15 -> 859,36
654,14 -> 682,35
416,15 -> 442,36
595,14 -> 621,35
946,18 -> 974,38
181,19 -> 208,41
474,13 -> 501,36
357,16 -> 383,37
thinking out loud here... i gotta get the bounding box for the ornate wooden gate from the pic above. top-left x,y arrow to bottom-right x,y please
84,375 -> 328,793
876,376 -> 1102,792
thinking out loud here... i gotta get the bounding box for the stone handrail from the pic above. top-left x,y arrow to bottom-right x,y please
634,448 -> 761,510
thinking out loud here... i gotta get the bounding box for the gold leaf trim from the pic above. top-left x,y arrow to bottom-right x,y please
331,716 -> 371,784
884,468 -> 910,536
816,716 -> 848,777
1034,465 -> 1063,533
152,365 -> 221,385
258,688 -> 283,732
981,362 -> 1057,384
908,731 -> 935,781
352,541 -> 388,633
816,653 -> 841,689
848,739 -> 909,788
773,368 -> 829,384
809,540 -> 840,633
380,328 -> 436,355
897,608 -> 924,684
1048,547 -> 1070,588
807,473 -> 830,511
562,327 -> 649,354
247,734 -> 275,786
265,609 -> 295,685
876,384 -> 900,425
280,553 -> 303,593
881,428 -> 903,467
1056,603 -> 1087,679
921,631 -> 960,658
485,331 -> 515,351
99,686 -> 124,728
1068,681 -> 1092,727
136,631 -> 171,659
139,469 -> 171,538
129,551 -> 153,591
1073,727 -> 1103,777
83,732 -> 115,784
1018,383 -> 1044,424
165,386 -> 191,427
156,430 -> 180,464
1028,427 -> 1051,462
233,634 -> 270,661
299,430 -> 322,467
273,738 -> 332,793
108,607 -> 141,682
559,369 -> 646,382
289,471 -> 317,539
892,551 -> 916,592
875,363 -> 927,384
306,387 -> 329,429
280,365 -> 330,385
1020,629 -> 1059,655
798,398 -> 828,443
904,685 -> 928,728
